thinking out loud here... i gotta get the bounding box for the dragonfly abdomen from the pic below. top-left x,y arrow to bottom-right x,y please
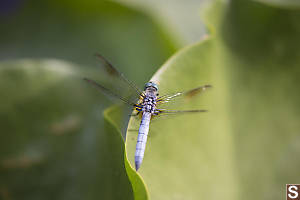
135,112 -> 151,171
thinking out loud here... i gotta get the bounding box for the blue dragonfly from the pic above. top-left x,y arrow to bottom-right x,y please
84,54 -> 211,171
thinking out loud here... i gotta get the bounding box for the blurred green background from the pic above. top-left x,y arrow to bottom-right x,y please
1,0 -> 300,200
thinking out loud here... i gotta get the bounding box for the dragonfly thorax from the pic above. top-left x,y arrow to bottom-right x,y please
142,93 -> 157,113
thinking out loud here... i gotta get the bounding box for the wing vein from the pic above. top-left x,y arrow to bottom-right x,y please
95,53 -> 143,96
83,78 -> 136,106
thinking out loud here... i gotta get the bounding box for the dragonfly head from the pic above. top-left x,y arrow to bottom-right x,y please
144,82 -> 159,95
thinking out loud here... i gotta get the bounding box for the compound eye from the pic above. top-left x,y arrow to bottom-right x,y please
156,93 -> 159,96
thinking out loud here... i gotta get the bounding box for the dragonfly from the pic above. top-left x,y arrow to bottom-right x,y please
84,53 -> 211,171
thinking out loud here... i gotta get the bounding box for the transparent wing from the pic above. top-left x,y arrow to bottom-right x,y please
158,109 -> 208,114
84,53 -> 143,106
156,84 -> 212,111
149,109 -> 207,122
83,78 -> 137,106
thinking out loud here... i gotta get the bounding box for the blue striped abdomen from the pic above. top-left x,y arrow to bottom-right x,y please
135,112 -> 151,171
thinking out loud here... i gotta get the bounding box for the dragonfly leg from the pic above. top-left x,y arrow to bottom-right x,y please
153,109 -> 164,116
129,111 -> 140,117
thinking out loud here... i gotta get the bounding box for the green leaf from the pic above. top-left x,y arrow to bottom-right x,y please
0,1 -> 179,199
126,36 -> 236,200
0,0 -> 177,87
254,0 -> 300,8
0,60 -> 134,200
105,106 -> 148,200
116,0 -> 208,45
125,0 -> 300,199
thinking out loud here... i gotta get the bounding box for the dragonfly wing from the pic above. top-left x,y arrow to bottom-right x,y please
154,109 -> 207,118
149,109 -> 208,125
158,109 -> 208,114
95,53 -> 143,96
157,84 -> 212,111
84,53 -> 143,106
83,78 -> 136,106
